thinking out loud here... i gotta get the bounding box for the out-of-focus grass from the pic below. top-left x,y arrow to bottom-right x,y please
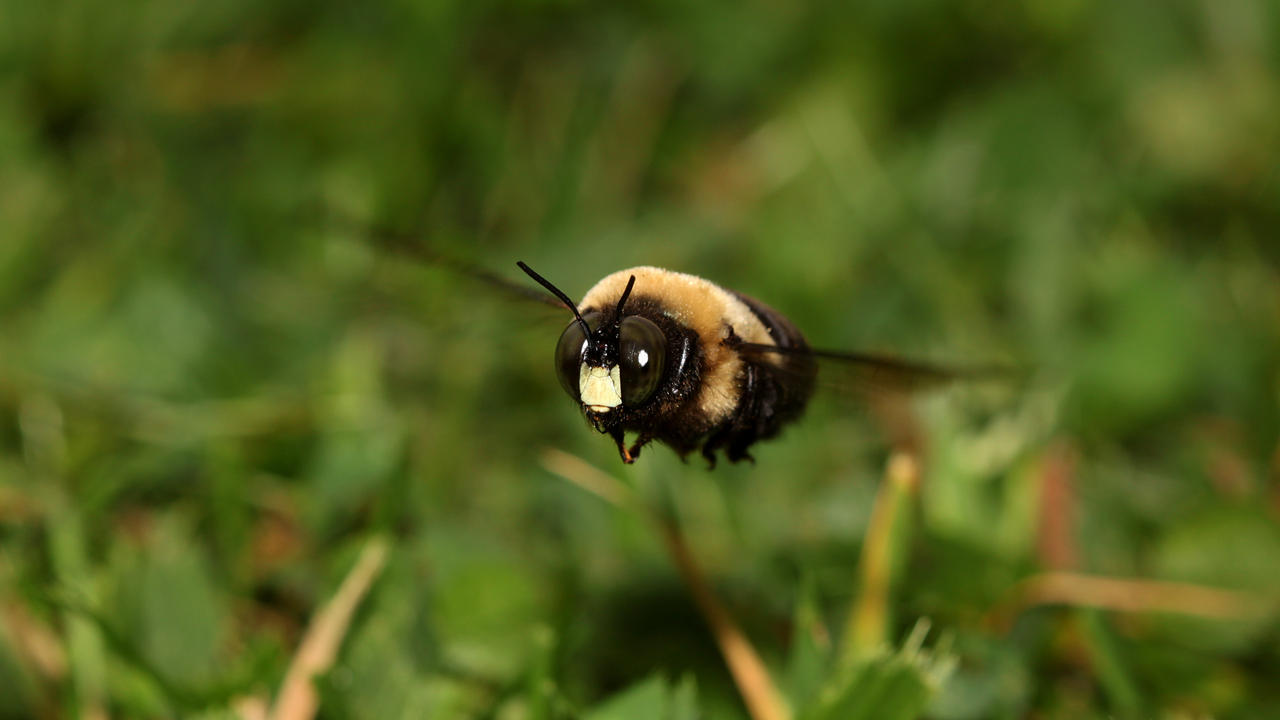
2,0 -> 1279,718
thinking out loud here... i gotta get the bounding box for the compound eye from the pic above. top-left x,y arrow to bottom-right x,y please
554,312 -> 601,399
618,316 -> 666,406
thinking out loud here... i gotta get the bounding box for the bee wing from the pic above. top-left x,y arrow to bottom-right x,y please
735,342 -> 1010,397
431,256 -> 571,310
325,214 -> 572,311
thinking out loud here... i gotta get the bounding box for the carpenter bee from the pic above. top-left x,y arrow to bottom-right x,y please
515,262 -> 970,466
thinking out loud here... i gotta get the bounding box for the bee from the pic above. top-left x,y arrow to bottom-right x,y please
515,262 -> 966,466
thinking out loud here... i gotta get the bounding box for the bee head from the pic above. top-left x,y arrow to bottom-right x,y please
517,263 -> 667,422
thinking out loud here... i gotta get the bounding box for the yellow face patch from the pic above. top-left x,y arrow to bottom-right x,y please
579,364 -> 622,411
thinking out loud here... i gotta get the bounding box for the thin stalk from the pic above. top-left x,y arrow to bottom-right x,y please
842,452 -> 920,664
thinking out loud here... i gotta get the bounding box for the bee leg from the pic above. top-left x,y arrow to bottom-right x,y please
700,430 -> 729,469
726,441 -> 755,465
625,432 -> 653,463
700,445 -> 718,469
609,426 -> 636,464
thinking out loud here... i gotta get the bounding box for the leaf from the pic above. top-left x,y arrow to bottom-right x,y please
424,530 -> 546,679
801,624 -> 952,720
805,657 -> 929,720
669,674 -> 699,720
925,632 -> 1031,720
0,629 -> 40,720
784,575 -> 830,710
582,674 -> 670,720
525,625 -> 557,720
1148,507 -> 1280,652
583,674 -> 669,720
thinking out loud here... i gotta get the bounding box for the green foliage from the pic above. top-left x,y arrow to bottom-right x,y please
583,674 -> 697,720
2,0 -> 1279,718
799,622 -> 952,720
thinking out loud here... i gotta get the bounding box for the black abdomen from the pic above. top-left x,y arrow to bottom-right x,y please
734,291 -> 817,428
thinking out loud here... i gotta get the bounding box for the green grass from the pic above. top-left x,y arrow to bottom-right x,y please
2,0 -> 1279,717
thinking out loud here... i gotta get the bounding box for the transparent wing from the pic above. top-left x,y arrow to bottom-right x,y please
738,341 -> 1019,454
736,341 -> 1014,398
378,231 -> 570,310
317,210 -> 571,311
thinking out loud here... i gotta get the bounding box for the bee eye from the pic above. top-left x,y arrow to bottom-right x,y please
555,312 -> 601,399
619,316 -> 666,406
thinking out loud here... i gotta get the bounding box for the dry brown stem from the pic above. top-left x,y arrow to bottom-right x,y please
270,537 -> 389,720
656,517 -> 791,720
1,599 -> 68,681
989,571 -> 1272,630
541,449 -> 791,720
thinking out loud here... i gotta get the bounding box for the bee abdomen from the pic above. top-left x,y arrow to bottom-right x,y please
732,291 -> 817,415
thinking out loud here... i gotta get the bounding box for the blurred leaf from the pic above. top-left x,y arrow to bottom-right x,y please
109,514 -> 230,694
0,627 -> 40,720
801,652 -> 931,720
784,575 -> 830,710
1078,610 -> 1142,716
582,674 -> 671,720
927,632 -> 1030,720
1153,507 -> 1280,593
1148,506 -> 1280,652
333,618 -> 467,720
670,674 -> 699,720
525,625 -> 557,720
424,530 -> 546,679
1068,246 -> 1204,437
307,328 -> 404,534
802,626 -> 952,720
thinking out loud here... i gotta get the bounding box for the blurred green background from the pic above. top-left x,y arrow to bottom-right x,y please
2,0 -> 1279,718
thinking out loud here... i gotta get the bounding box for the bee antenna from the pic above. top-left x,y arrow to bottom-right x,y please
614,275 -> 637,317
516,261 -> 590,336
